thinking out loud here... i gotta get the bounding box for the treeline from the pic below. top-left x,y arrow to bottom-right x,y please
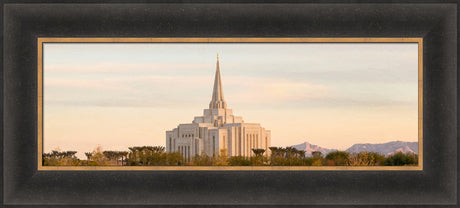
43,150 -> 80,166
43,146 -> 418,166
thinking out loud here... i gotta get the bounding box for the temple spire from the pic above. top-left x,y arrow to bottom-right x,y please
209,54 -> 227,109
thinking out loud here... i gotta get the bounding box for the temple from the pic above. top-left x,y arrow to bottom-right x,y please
165,54 -> 271,160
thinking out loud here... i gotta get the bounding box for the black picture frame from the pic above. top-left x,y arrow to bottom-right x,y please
1,1 -> 458,207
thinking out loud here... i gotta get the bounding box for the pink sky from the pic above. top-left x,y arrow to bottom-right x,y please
43,43 -> 419,159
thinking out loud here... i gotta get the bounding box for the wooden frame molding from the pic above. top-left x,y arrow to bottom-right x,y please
37,37 -> 423,171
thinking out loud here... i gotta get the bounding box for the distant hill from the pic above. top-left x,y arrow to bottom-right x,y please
290,140 -> 418,157
291,142 -> 337,157
345,141 -> 418,156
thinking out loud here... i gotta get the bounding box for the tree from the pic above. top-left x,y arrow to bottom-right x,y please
192,152 -> 213,166
268,147 -> 287,166
213,148 -> 228,166
325,151 -> 349,166
251,149 -> 266,166
228,156 -> 251,166
152,146 -> 165,153
267,146 -> 310,166
138,146 -> 147,165
252,149 -> 266,157
103,151 -> 116,165
311,151 -> 325,166
126,146 -> 170,166
147,146 -> 167,166
385,152 -> 418,166
369,152 -> 386,166
298,150 -> 306,158
119,151 -> 129,166
347,151 -> 383,166
88,145 -> 109,166
166,152 -> 183,166
42,149 -> 80,166
84,152 -> 93,165
128,147 -> 139,166
285,147 -> 304,165
269,147 -> 279,157
312,159 -> 323,166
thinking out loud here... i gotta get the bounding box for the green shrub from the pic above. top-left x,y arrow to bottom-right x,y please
325,151 -> 349,166
347,151 -> 383,166
385,152 -> 418,166
228,156 -> 251,166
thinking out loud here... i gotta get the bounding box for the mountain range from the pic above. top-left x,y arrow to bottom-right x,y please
291,141 -> 418,157
291,142 -> 337,157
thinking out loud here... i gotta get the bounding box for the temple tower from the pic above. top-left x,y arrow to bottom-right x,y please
209,53 -> 227,109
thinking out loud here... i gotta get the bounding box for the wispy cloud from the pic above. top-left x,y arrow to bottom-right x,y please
45,75 -> 333,108
45,73 -> 416,109
43,43 -> 419,151
225,77 -> 329,103
45,62 -> 211,73
44,75 -> 213,108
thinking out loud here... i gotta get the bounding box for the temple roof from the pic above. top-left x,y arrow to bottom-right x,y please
209,54 -> 227,109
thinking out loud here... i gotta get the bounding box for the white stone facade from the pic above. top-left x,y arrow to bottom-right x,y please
166,55 -> 271,160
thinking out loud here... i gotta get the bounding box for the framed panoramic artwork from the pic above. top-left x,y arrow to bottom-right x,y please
2,2 -> 458,207
38,37 -> 423,171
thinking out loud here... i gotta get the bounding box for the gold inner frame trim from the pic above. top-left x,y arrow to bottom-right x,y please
37,37 -> 423,171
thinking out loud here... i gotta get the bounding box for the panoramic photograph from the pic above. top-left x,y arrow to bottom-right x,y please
41,41 -> 420,168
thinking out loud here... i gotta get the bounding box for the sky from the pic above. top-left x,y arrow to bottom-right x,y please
43,43 -> 419,159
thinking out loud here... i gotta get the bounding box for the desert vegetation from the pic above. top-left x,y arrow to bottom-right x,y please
42,146 -> 418,167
